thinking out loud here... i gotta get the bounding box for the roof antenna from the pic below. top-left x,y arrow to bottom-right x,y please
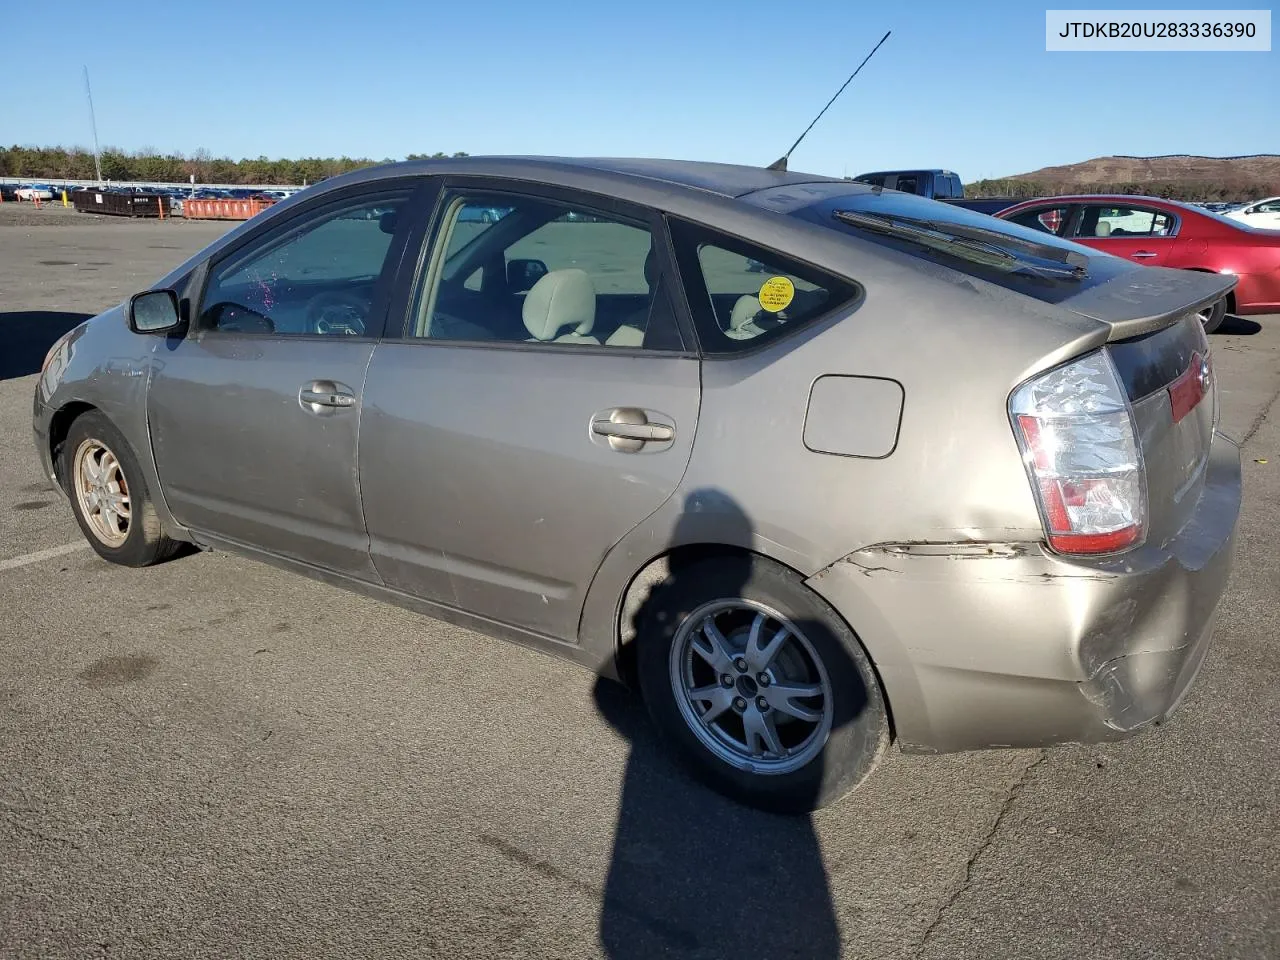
766,30 -> 892,173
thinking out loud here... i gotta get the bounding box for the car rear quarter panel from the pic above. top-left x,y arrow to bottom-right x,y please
579,233 -> 1111,672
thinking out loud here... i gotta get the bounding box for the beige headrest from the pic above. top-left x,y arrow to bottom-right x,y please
729,295 -> 762,331
1095,221 -> 1112,237
523,269 -> 596,341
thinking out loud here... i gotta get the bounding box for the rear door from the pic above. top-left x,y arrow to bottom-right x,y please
1073,203 -> 1179,266
358,180 -> 700,640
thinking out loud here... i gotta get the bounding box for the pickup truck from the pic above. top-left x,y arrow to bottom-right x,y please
850,169 -> 1022,215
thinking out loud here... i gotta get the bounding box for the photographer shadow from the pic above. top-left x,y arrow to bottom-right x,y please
594,490 -> 869,960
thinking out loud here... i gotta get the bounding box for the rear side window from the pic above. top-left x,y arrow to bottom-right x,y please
1076,206 -> 1176,238
893,175 -> 919,195
669,219 -> 860,354
409,190 -> 684,350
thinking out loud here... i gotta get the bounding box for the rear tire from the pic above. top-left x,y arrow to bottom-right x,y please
1199,297 -> 1227,334
635,555 -> 890,813
62,410 -> 183,567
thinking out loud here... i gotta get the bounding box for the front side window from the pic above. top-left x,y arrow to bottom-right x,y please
671,220 -> 860,353
200,193 -> 408,336
1006,205 -> 1072,237
893,175 -> 919,195
1076,206 -> 1175,239
413,191 -> 677,349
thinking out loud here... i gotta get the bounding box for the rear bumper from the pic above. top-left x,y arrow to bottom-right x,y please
1234,268 -> 1280,315
806,430 -> 1241,753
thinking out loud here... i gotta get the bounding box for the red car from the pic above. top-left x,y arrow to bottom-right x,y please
997,195 -> 1280,331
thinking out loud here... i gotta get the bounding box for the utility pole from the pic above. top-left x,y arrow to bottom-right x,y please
83,67 -> 102,184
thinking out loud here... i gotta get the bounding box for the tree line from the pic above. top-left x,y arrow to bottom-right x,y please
965,177 -> 1278,201
0,146 -> 469,185
6,146 -> 1273,199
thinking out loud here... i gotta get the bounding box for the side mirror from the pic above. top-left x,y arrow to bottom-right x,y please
507,258 -> 548,293
128,289 -> 181,334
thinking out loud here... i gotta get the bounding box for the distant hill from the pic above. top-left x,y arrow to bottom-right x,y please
967,155 -> 1280,201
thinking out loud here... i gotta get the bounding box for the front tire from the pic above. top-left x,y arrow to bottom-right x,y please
62,411 -> 182,567
635,555 -> 889,813
1198,297 -> 1227,334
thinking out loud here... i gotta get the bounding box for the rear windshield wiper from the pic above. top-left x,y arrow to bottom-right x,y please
833,210 -> 1089,280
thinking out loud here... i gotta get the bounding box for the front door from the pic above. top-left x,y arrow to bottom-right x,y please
1074,203 -> 1178,266
148,186 -> 416,579
359,183 -> 700,640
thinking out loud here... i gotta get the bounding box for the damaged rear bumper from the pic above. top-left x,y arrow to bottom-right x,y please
805,431 -> 1241,753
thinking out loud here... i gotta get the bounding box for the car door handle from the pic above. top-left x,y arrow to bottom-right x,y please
300,388 -> 355,407
591,408 -> 674,452
299,380 -> 356,411
1131,251 -> 1158,259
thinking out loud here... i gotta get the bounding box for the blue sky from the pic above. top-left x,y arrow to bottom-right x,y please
2,0 -> 1276,180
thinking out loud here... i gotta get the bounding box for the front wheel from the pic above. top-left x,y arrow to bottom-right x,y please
635,555 -> 890,813
1198,297 -> 1227,334
62,411 -> 183,567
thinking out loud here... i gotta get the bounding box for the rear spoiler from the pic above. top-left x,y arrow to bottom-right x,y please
1064,267 -> 1236,341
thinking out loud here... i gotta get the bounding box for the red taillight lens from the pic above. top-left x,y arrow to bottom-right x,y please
1010,350 -> 1146,556
1168,351 -> 1208,424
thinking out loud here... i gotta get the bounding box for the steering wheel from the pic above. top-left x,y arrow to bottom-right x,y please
305,291 -> 368,336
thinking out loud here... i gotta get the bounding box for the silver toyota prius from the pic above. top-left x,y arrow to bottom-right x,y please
33,158 -> 1241,812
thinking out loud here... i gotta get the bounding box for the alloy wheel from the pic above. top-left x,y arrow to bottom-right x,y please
668,599 -> 833,775
72,438 -> 131,547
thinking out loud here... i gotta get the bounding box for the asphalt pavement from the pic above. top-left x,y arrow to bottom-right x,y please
0,204 -> 1276,959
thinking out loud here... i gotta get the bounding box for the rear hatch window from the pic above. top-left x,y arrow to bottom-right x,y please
782,187 -> 1136,305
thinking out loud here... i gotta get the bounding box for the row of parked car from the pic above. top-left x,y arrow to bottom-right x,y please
0,182 -> 301,209
850,168 -> 1280,331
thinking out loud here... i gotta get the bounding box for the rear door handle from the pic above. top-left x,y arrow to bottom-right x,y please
299,380 -> 356,413
591,407 -> 675,452
1131,251 -> 1158,259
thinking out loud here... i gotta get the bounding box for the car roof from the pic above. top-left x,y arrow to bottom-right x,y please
1008,194 -> 1202,210
856,169 -> 954,176
334,156 -> 845,200
1002,195 -> 1234,222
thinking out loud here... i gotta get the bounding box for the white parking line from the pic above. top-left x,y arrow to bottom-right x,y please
0,541 -> 89,573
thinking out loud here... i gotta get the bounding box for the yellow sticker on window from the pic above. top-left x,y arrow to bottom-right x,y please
758,276 -> 795,313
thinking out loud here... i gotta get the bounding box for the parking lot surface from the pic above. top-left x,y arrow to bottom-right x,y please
1,204 -> 1277,959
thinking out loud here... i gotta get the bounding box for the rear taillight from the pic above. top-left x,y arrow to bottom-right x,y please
1194,318 -> 1219,431
1010,350 -> 1145,555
